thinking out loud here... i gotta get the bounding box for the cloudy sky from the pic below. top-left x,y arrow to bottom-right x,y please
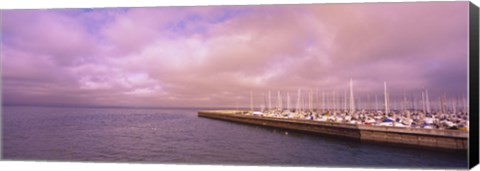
1,2 -> 469,108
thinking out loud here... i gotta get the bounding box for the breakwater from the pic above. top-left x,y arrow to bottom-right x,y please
198,110 -> 468,152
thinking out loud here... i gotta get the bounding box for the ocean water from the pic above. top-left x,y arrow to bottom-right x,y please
2,106 -> 468,168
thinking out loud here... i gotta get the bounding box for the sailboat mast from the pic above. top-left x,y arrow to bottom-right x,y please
268,90 -> 272,111
262,92 -> 266,112
309,89 -> 313,112
452,98 -> 456,114
425,89 -> 430,113
384,81 -> 389,114
344,88 -> 347,113
422,90 -> 426,114
322,91 -> 326,113
278,91 -> 282,111
316,89 -> 319,113
302,92 -> 307,113
441,93 -> 446,114
304,91 -> 308,113
403,91 -> 407,112
437,98 -> 441,113
413,94 -> 417,112
333,91 -> 336,112
287,92 -> 291,111
296,89 -> 301,113
349,78 -> 355,114
250,91 -> 253,111
367,94 -> 371,111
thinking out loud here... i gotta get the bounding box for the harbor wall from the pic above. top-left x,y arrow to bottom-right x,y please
198,110 -> 468,152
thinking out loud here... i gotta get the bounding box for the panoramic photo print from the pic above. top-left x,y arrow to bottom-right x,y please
1,1 -> 471,169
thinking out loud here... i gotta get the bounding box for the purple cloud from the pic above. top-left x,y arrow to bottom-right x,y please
1,2 -> 469,108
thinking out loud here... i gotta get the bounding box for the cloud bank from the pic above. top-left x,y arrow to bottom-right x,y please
1,2 -> 469,108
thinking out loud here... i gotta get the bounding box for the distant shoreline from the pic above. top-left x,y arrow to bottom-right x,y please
1,104 -> 248,111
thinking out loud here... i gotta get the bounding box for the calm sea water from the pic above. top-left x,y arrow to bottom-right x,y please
2,106 -> 468,168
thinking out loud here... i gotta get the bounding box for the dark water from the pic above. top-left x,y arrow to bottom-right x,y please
2,106 -> 468,168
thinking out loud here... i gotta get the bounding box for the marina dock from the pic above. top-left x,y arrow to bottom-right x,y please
198,110 -> 468,152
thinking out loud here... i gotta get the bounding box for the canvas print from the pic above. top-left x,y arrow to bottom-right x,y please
1,1 -> 473,169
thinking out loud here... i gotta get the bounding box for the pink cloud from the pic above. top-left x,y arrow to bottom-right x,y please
3,11 -> 99,66
1,2 -> 470,108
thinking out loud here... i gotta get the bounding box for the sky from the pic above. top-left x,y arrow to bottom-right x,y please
1,2 -> 470,108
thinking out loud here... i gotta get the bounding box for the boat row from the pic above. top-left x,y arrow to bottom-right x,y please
244,79 -> 469,130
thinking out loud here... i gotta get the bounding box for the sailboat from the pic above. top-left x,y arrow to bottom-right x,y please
240,79 -> 468,130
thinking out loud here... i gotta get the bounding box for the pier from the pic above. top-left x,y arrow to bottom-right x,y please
198,110 -> 468,152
